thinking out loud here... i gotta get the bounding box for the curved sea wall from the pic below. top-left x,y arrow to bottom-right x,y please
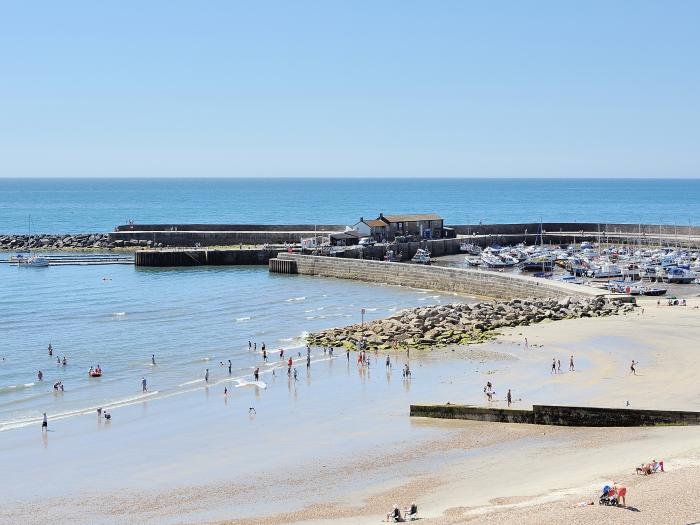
109,224 -> 343,247
272,253 -> 602,300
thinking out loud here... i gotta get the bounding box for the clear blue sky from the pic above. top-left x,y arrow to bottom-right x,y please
1,1 -> 698,178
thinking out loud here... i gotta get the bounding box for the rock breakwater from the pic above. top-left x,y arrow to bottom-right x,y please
0,233 -> 156,251
308,296 -> 633,351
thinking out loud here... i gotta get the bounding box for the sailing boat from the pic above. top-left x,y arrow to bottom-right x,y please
13,216 -> 49,267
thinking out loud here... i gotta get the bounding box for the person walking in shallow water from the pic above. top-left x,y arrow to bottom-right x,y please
557,359 -> 561,373
630,360 -> 638,375
205,368 -> 209,383
151,354 -> 156,365
142,377 -> 147,392
228,359 -> 232,374
569,355 -> 575,371
42,412 -> 48,432
551,358 -> 556,374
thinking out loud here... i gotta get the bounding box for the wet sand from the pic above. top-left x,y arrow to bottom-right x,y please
3,299 -> 700,524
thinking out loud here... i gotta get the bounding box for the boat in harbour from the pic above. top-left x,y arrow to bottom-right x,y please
411,249 -> 431,265
662,266 -> 697,284
12,216 -> 49,268
459,242 -> 482,255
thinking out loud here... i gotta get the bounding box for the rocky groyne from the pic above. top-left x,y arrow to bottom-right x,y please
308,296 -> 633,351
0,233 -> 158,251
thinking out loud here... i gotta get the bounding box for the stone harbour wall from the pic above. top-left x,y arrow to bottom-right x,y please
273,253 -> 602,300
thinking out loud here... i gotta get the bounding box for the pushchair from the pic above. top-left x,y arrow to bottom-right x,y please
598,485 -> 618,506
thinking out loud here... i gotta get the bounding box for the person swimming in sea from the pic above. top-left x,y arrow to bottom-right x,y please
48,343 -> 53,356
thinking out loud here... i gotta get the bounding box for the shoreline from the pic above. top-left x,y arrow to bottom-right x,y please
3,299 -> 700,523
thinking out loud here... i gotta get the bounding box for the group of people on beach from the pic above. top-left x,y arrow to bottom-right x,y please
635,458 -> 664,475
386,502 -> 418,522
483,382 -> 513,406
550,355 -> 575,374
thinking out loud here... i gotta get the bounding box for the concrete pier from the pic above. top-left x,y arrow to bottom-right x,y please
135,248 -> 282,267
410,404 -> 700,427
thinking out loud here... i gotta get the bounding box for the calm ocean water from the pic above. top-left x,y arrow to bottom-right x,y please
0,262 -> 469,432
0,178 -> 698,233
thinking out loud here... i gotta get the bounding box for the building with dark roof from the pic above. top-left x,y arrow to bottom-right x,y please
377,212 -> 444,240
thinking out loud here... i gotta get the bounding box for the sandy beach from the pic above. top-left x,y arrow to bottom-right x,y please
3,298 -> 700,524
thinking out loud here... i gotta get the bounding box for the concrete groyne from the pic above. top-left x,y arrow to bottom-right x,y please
410,404 -> 700,427
270,253 -> 602,299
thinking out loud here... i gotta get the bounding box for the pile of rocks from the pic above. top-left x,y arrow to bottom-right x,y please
308,296 -> 634,351
0,233 -> 123,251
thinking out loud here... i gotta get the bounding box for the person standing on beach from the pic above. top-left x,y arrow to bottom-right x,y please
551,358 -> 556,374
386,355 -> 391,369
557,359 -> 561,373
205,369 -> 209,383
524,338 -> 529,351
569,355 -> 575,371
228,360 -> 232,374
306,355 -> 311,369
630,360 -> 637,375
346,348 -> 350,362
507,389 -> 512,407
142,377 -> 147,392
42,412 -> 48,432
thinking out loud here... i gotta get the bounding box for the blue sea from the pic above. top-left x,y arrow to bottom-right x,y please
0,176 -> 698,436
0,177 -> 698,233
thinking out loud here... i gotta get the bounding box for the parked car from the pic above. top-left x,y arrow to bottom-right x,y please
359,237 -> 376,246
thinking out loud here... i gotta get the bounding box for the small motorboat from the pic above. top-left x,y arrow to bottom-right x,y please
411,249 -> 431,265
